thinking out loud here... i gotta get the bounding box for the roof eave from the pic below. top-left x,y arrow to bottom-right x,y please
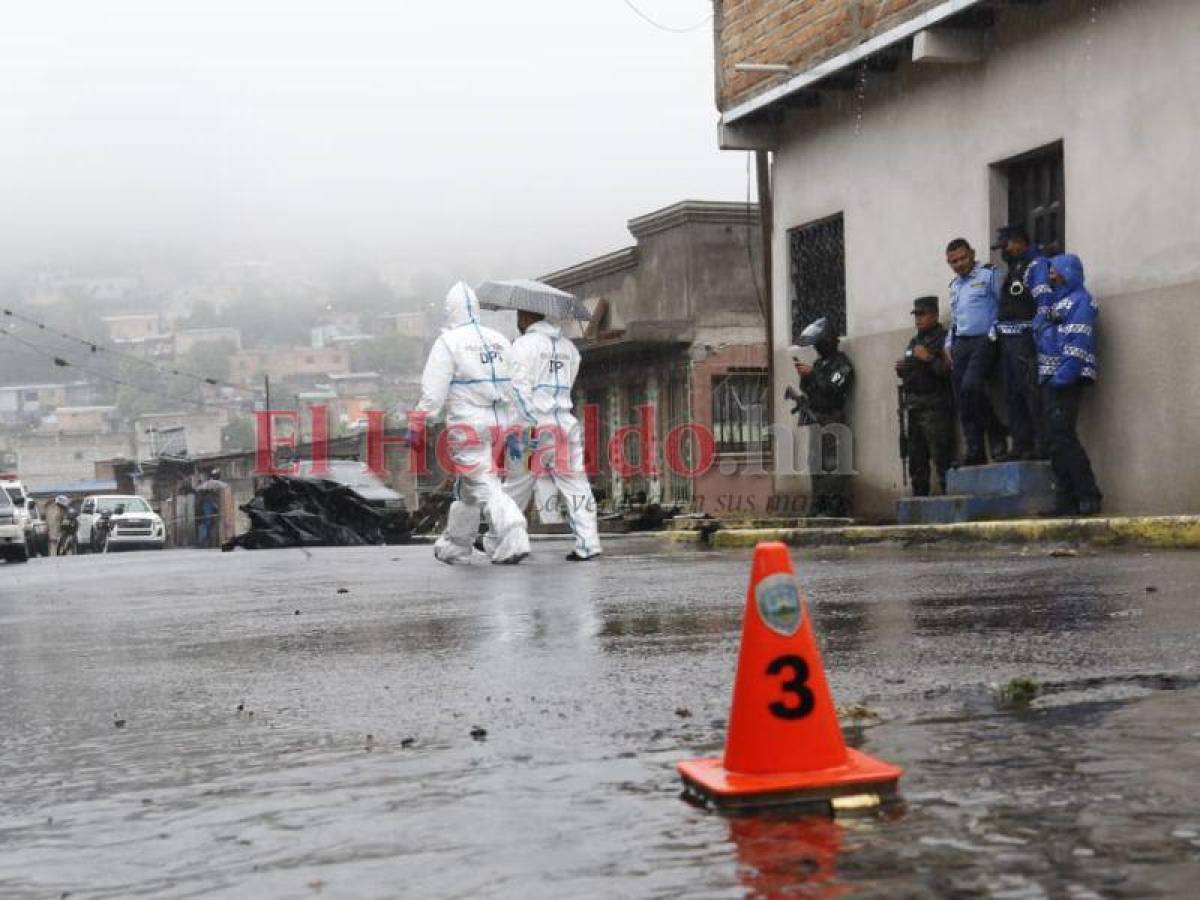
721,0 -> 987,126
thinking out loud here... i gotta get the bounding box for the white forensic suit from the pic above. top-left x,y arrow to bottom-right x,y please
416,283 -> 532,564
503,319 -> 602,560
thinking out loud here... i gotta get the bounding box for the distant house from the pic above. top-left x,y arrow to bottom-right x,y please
230,346 -> 351,384
713,0 -> 1200,517
0,381 -> 96,425
14,431 -> 136,490
173,326 -> 243,355
544,200 -> 776,517
42,406 -> 119,435
101,313 -> 161,343
377,312 -> 430,340
328,372 -> 382,399
311,311 -> 364,348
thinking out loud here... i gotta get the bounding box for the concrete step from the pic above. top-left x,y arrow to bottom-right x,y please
946,461 -> 1055,498
896,490 -> 1057,525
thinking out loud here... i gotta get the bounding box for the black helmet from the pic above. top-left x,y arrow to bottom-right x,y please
797,317 -> 832,348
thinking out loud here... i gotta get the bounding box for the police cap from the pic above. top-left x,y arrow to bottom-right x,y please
992,224 -> 1030,250
910,296 -> 939,316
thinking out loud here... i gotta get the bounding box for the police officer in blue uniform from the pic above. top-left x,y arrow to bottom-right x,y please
944,238 -> 1006,466
994,225 -> 1052,459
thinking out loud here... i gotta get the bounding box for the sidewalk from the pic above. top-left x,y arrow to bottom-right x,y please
663,515 -> 1200,551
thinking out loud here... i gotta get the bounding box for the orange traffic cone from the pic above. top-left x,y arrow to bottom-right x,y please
678,542 -> 902,810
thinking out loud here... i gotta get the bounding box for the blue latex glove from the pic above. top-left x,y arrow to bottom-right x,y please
505,430 -> 528,460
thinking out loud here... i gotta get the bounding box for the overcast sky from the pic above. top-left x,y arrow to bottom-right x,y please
0,0 -> 745,282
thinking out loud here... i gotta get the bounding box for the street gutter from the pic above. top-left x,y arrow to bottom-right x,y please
662,516 -> 1200,551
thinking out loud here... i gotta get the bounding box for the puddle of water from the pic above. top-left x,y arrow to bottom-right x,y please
2,544 -> 1200,896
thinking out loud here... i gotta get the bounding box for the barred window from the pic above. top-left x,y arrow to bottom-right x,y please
712,370 -> 767,454
789,213 -> 846,342
1004,142 -> 1065,254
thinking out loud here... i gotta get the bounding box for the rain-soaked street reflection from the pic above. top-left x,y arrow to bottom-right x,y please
1,539 -> 1199,897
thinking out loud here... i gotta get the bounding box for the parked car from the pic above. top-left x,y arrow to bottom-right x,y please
77,495 -> 166,552
24,500 -> 49,557
0,478 -> 32,547
0,486 -> 29,563
296,459 -> 410,542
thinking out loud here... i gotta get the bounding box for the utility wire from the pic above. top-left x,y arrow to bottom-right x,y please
0,306 -> 263,396
618,0 -> 712,33
0,327 -> 250,414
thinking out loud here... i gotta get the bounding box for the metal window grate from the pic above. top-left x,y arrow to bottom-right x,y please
623,384 -> 649,502
663,372 -> 692,503
789,214 -> 846,342
1008,143 -> 1065,254
712,371 -> 767,454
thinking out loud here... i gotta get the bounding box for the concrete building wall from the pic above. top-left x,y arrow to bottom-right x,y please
16,432 -> 136,489
49,407 -> 117,434
174,328 -> 242,354
102,314 -> 160,342
766,0 -> 1200,518
230,347 -> 352,383
135,412 -> 227,460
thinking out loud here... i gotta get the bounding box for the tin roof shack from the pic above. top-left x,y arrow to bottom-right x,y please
547,200 -> 783,519
715,0 -> 1200,518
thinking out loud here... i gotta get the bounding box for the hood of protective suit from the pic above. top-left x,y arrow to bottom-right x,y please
526,319 -> 563,339
442,282 -> 481,329
1050,254 -> 1085,294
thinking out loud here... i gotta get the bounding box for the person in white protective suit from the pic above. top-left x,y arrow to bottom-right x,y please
415,282 -> 532,564
498,309 -> 602,561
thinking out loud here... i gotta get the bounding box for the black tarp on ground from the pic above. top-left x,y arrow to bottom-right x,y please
224,476 -> 411,550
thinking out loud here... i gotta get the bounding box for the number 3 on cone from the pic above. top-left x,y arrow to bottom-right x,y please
766,654 -> 816,720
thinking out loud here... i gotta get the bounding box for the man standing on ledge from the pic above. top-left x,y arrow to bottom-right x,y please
945,238 -> 1005,466
896,296 -> 955,496
1036,254 -> 1102,515
995,224 -> 1051,460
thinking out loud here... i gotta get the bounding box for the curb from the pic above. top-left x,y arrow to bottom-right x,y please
667,516 -> 1200,551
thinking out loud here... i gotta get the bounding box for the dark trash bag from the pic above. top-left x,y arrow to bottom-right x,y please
224,476 -> 411,550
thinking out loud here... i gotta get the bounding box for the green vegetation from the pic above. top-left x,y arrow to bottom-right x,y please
996,677 -> 1040,710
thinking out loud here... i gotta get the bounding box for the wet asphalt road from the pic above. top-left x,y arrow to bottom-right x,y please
2,538 -> 1200,898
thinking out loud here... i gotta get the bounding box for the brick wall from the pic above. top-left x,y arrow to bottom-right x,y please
715,0 -> 945,110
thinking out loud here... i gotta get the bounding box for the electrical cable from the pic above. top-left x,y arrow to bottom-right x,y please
0,326 -> 249,414
0,306 -> 262,396
618,0 -> 711,33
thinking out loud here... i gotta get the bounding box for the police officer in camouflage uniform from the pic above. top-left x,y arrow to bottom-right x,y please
994,224 -> 1052,459
793,318 -> 855,518
896,296 -> 955,496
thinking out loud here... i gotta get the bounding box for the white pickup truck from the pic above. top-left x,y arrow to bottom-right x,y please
77,495 -> 166,553
0,485 -> 29,563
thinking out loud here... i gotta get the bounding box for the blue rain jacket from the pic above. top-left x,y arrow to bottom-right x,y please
1035,254 -> 1098,387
